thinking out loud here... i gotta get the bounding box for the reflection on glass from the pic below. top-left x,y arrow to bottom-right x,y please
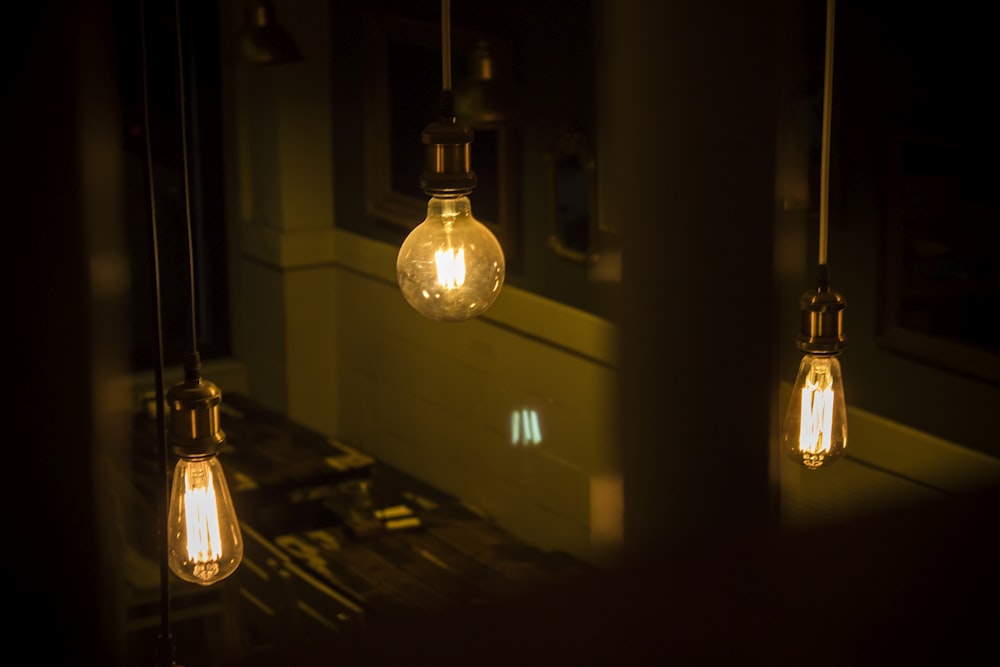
511,408 -> 542,446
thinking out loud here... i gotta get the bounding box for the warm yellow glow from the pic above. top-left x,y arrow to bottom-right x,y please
167,456 -> 244,585
797,374 -> 835,456
396,196 -> 505,321
435,247 -> 466,289
183,471 -> 224,566
590,474 -> 624,547
782,354 -> 847,470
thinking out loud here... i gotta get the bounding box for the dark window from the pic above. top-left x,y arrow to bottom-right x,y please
114,0 -> 230,371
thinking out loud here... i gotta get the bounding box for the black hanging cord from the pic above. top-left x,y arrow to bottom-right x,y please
173,0 -> 202,381
440,0 -> 451,92
139,1 -> 176,665
437,0 -> 455,119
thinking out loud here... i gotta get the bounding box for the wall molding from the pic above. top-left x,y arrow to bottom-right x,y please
780,381 -> 1000,496
330,229 -> 619,367
240,221 -> 337,270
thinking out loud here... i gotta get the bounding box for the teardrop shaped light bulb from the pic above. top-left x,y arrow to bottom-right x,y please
167,455 -> 244,585
396,195 -> 505,321
782,353 -> 847,470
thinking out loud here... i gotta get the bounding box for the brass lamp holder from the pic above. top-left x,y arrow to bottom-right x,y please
797,264 -> 847,355
165,353 -> 225,460
420,91 -> 477,197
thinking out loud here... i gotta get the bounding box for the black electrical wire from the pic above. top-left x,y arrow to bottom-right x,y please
139,0 -> 176,664
818,0 -> 835,271
441,0 -> 452,92
173,0 -> 203,380
437,0 -> 456,120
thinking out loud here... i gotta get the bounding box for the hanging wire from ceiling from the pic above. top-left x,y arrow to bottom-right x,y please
138,0 -> 176,663
172,0 -> 199,365
817,0 -> 836,271
441,0 -> 452,94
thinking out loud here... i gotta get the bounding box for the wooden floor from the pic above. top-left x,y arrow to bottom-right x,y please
125,393 -> 593,666
124,393 -> 1000,667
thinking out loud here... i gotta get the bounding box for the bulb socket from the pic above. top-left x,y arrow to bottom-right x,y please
797,286 -> 847,354
166,377 -> 225,459
420,117 -> 477,196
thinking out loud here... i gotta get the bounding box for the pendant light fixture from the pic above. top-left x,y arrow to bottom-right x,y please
165,367 -> 243,585
161,0 -> 244,586
233,0 -> 302,65
781,0 -> 848,470
395,0 -> 506,322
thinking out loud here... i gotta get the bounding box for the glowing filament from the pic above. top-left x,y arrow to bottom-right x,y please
797,366 -> 835,455
435,248 -> 466,289
183,467 -> 223,565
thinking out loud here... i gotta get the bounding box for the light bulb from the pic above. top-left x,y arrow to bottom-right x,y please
167,455 -> 244,585
396,195 -> 505,321
782,353 -> 847,470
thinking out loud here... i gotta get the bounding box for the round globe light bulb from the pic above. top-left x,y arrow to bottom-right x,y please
396,195 -> 505,321
782,353 -> 847,470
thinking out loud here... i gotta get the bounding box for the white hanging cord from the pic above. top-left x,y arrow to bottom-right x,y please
818,0 -> 835,268
441,0 -> 452,92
